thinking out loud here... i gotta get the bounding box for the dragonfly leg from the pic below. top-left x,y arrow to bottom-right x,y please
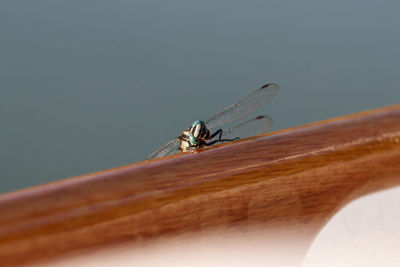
206,137 -> 239,146
206,129 -> 239,146
209,129 -> 223,140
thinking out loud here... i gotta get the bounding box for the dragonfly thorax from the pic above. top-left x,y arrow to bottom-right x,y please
178,120 -> 211,152
189,120 -> 210,145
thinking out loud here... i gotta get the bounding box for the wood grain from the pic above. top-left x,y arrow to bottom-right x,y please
1,104 -> 400,266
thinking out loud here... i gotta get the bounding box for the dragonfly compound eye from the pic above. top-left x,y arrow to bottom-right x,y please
189,120 -> 208,144
191,120 -> 205,127
189,133 -> 198,145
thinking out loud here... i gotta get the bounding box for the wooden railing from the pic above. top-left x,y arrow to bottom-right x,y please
0,104 -> 400,266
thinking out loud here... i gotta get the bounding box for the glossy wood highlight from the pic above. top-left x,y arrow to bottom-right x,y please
1,104 -> 400,266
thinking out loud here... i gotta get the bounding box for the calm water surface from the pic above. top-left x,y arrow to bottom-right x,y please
1,1 -> 400,193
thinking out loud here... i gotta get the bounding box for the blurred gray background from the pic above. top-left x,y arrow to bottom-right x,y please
1,0 -> 399,193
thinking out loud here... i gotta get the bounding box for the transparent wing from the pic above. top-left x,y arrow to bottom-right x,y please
220,115 -> 273,140
146,138 -> 180,160
204,83 -> 279,129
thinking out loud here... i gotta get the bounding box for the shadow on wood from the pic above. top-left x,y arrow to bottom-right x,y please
0,104 -> 400,266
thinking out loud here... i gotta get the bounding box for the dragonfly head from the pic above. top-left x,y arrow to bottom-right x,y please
189,120 -> 210,146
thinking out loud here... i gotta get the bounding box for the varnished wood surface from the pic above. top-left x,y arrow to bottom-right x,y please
1,104 -> 400,266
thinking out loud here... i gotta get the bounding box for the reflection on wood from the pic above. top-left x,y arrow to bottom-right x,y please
0,104 -> 400,266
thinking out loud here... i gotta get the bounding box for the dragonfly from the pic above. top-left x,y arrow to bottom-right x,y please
146,83 -> 279,160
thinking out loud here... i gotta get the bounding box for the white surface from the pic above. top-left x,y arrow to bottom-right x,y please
303,186 -> 400,267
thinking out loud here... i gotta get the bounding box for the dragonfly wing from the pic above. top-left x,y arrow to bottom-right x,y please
220,115 -> 273,140
204,83 -> 279,129
146,138 -> 180,160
